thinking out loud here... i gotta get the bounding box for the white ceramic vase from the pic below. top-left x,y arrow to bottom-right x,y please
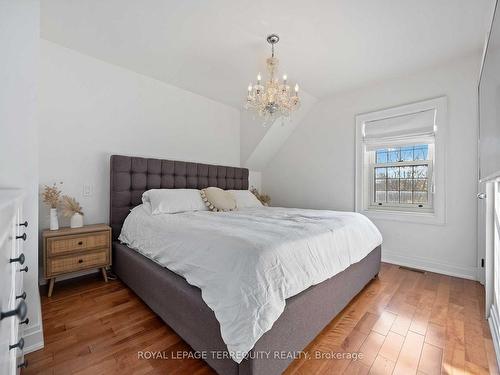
49,208 -> 59,230
70,213 -> 83,228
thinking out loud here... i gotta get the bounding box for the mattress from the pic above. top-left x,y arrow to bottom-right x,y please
118,204 -> 382,362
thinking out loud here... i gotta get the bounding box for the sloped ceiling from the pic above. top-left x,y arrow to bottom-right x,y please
242,91 -> 318,170
41,0 -> 493,109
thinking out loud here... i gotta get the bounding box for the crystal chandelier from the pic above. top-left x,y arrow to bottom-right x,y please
245,34 -> 300,125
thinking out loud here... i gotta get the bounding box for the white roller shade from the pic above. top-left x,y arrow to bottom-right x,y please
364,137 -> 435,151
363,109 -> 436,142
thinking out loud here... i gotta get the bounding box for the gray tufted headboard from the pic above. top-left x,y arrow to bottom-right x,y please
109,155 -> 249,240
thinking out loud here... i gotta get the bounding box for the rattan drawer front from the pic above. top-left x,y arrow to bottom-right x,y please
47,249 -> 109,276
47,231 -> 109,256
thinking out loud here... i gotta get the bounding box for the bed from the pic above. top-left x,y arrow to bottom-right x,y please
109,155 -> 382,375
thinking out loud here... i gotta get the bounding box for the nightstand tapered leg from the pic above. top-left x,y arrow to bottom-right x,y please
48,278 -> 55,297
101,268 -> 108,282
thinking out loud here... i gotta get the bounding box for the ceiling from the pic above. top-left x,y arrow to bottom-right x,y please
41,0 -> 494,109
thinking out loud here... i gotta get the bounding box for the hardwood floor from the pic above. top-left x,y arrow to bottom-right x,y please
25,263 -> 499,375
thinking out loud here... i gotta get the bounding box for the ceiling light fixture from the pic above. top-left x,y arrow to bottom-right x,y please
244,34 -> 300,125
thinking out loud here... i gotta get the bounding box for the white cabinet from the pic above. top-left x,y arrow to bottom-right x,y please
0,190 -> 28,374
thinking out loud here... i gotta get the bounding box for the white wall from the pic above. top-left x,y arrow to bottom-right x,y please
240,111 -> 269,166
240,90 -> 318,171
39,40 -> 240,251
248,171 -> 262,191
263,56 -> 481,279
0,0 -> 43,352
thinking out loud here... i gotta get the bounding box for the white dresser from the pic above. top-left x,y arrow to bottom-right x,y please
0,190 -> 29,374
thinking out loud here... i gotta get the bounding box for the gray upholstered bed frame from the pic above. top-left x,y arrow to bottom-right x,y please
109,155 -> 381,375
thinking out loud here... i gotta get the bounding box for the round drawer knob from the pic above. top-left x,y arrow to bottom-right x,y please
16,291 -> 26,300
16,233 -> 27,241
18,221 -> 28,227
78,259 -> 83,264
1,300 -> 27,321
19,318 -> 29,325
78,241 -> 83,245
10,253 -> 25,265
9,338 -> 24,351
20,266 -> 28,273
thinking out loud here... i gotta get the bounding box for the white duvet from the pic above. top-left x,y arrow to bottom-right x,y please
119,205 -> 382,363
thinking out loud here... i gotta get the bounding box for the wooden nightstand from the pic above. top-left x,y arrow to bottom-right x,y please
42,224 -> 112,297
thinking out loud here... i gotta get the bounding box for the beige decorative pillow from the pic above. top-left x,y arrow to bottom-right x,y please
200,187 -> 236,212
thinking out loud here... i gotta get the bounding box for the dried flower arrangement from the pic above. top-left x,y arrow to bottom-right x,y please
250,187 -> 271,206
61,195 -> 84,217
42,182 -> 63,208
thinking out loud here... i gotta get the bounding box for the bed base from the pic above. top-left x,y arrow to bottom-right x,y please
112,243 -> 381,375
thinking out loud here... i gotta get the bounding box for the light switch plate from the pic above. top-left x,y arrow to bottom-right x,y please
83,184 -> 92,197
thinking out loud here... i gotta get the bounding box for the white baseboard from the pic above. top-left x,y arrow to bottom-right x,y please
382,249 -> 477,280
22,295 -> 45,354
23,323 -> 44,354
489,304 -> 500,371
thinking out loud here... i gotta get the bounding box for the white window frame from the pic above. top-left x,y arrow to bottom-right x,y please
355,97 -> 447,225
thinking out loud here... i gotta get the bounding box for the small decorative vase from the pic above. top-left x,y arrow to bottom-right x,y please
49,208 -> 59,230
70,213 -> 83,228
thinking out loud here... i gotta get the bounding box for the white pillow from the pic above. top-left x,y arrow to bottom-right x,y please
142,189 -> 208,214
228,190 -> 263,209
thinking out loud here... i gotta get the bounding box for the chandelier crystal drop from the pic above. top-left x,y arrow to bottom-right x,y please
244,34 -> 300,126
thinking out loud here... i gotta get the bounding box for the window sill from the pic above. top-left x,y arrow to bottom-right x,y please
360,208 -> 445,225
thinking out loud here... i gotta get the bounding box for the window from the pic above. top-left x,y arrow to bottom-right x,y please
370,144 -> 433,210
355,97 -> 447,224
